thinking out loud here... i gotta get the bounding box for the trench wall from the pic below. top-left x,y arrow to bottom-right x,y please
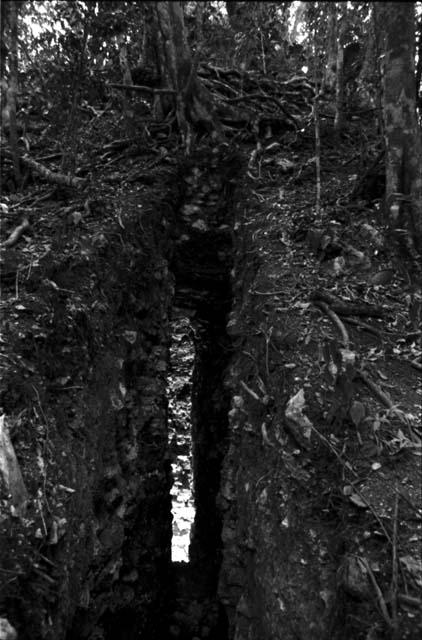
217,172 -> 340,640
0,177 -> 178,639
0,146 -> 241,640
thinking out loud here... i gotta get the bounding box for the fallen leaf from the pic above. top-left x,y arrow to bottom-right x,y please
350,401 -> 365,427
349,493 -> 367,508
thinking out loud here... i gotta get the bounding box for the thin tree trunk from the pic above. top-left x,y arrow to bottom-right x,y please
324,2 -> 337,92
290,1 -> 306,44
61,9 -> 90,175
7,1 -> 21,186
1,0 -> 8,84
118,37 -> 135,137
416,22 -> 422,114
377,2 -> 422,254
313,34 -> 321,218
372,5 -> 385,136
334,4 -> 346,133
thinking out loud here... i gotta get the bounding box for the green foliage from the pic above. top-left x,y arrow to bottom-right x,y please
0,0 -> 418,150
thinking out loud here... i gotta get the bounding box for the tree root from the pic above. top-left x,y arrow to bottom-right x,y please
2,217 -> 30,248
21,155 -> 86,188
313,299 -> 350,348
312,289 -> 385,318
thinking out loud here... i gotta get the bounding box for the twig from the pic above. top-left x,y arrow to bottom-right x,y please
351,484 -> 393,544
311,425 -> 393,542
398,593 -> 422,609
21,155 -> 86,188
358,369 -> 393,409
2,217 -> 30,248
391,487 -> 399,635
14,268 -> 19,299
408,359 -> 422,372
310,424 -> 358,478
357,370 -> 412,432
311,289 -> 384,317
261,422 -> 274,447
359,556 -> 393,628
37,497 -> 48,536
312,32 -> 321,218
108,82 -> 176,95
314,300 -> 350,348
342,316 -> 383,339
240,379 -> 262,403
264,326 -> 272,378
249,289 -> 286,296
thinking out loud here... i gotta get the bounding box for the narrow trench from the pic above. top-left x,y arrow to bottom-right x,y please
166,310 -> 232,640
167,315 -> 195,565
91,163 -> 237,640
166,189 -> 235,638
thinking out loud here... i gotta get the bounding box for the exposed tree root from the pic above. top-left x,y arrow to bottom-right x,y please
2,217 -> 30,248
21,155 -> 86,188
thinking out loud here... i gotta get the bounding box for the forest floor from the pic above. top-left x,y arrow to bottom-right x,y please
224,119 -> 422,638
1,98 -> 421,639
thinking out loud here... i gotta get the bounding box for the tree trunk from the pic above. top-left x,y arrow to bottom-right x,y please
118,36 -> 135,137
225,1 -> 247,32
1,1 -> 9,131
416,19 -> 422,115
154,1 -> 221,149
1,0 -> 8,84
61,8 -> 90,175
334,4 -> 346,133
290,1 -> 306,44
377,2 -> 422,255
324,2 -> 338,92
372,6 -> 385,136
7,1 -> 21,186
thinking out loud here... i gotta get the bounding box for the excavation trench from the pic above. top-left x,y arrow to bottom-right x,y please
2,144 -> 373,640
166,308 -> 232,639
164,154 -> 237,638
3,123 -> 419,640
103,155 -> 236,640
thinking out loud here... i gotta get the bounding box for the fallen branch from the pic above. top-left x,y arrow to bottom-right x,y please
398,593 -> 422,609
108,82 -> 176,95
21,155 -> 86,188
2,217 -> 30,247
358,369 -> 394,410
342,316 -> 384,337
342,316 -> 384,339
359,556 -> 393,628
390,488 -> 399,634
312,290 -> 385,318
240,379 -> 262,403
313,299 -> 350,348
408,359 -> 422,372
357,370 -> 414,432
310,424 -> 358,478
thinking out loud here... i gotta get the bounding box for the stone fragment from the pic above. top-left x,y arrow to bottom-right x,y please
191,219 -> 208,231
0,619 -> 17,640
123,330 -> 137,344
339,555 -> 370,599
0,415 -> 29,517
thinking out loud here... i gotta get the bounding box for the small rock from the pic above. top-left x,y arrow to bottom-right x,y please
370,269 -> 394,286
0,618 -> 17,640
339,555 -> 370,599
169,624 -> 181,637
